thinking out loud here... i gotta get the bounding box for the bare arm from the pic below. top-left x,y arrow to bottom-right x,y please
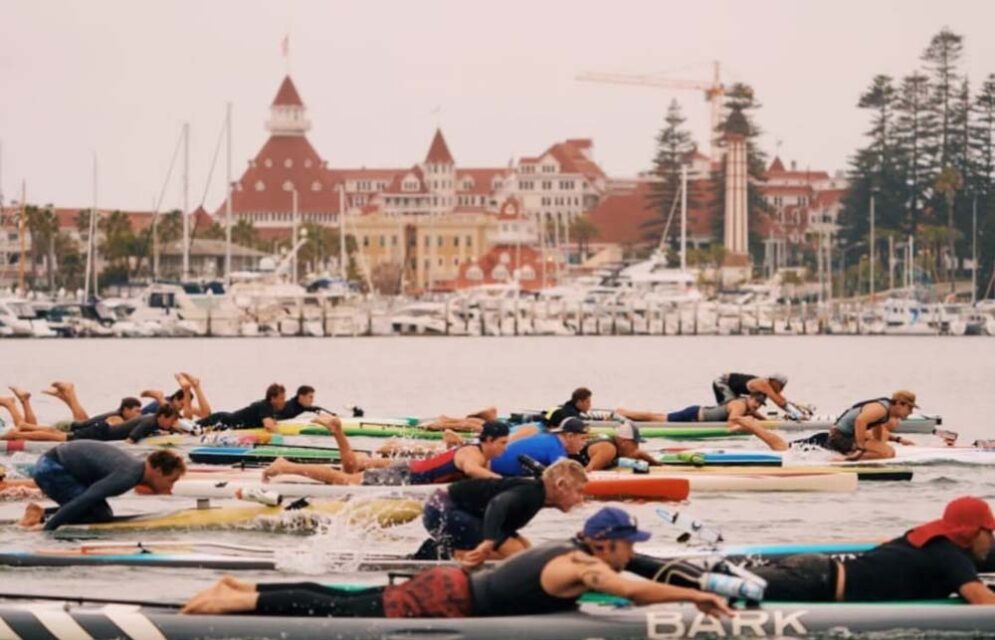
573,555 -> 733,616
454,448 -> 500,479
631,448 -> 662,466
748,379 -> 787,408
960,581 -> 995,604
853,404 -> 888,449
584,442 -> 617,472
262,417 -> 278,433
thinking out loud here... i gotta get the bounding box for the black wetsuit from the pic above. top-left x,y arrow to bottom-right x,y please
628,533 -> 995,602
68,415 -> 161,443
546,400 -> 583,427
252,540 -> 581,618
446,477 -> 546,548
570,436 -> 618,469
34,441 -> 145,530
197,400 -> 276,429
276,398 -> 330,421
68,410 -> 120,432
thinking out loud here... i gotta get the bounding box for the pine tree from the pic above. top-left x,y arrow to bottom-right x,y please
710,83 -> 768,260
840,76 -> 905,249
921,28 -> 966,267
644,99 -> 698,249
973,75 -> 995,299
895,73 -> 934,234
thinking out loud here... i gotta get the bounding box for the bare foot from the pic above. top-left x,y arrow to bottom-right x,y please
262,457 -> 292,482
8,387 -> 30,402
182,372 -> 201,387
40,387 -> 63,399
219,575 -> 254,592
51,381 -> 74,394
17,502 -> 43,527
139,389 -> 158,399
181,580 -> 249,614
443,429 -> 465,448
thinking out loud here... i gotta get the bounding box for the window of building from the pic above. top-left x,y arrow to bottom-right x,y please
304,159 -> 313,168
424,236 -> 430,248
453,257 -> 459,266
492,264 -> 509,280
437,258 -> 443,267
312,180 -> 322,192
363,236 -> 370,247
264,159 -> 272,168
520,265 -> 536,280
454,236 -> 460,247
437,236 -> 443,247
283,180 -> 293,191
379,235 -> 385,247
467,265 -> 483,280
466,235 -> 472,247
255,180 -> 265,191
542,181 -> 552,190
284,159 -> 293,168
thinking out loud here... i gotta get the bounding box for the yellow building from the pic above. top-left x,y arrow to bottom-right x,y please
349,210 -> 494,292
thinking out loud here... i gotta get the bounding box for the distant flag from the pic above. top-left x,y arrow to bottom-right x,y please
281,35 -> 290,58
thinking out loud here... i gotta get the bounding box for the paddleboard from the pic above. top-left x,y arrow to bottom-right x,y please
51,498 -> 421,534
1,599 -> 989,639
611,464 -> 913,481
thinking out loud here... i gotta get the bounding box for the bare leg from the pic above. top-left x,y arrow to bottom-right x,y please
45,382 -> 88,422
261,457 -> 360,485
616,407 -> 669,422
0,397 -> 27,427
509,424 -> 539,442
183,373 -> 212,418
141,389 -> 166,405
442,429 -> 464,448
0,427 -> 67,442
467,407 -> 498,422
420,416 -> 484,432
181,578 -> 260,615
9,387 -> 37,425
728,418 -> 788,451
309,415 -> 361,472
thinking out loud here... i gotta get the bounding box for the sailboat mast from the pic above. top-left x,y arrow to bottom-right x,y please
182,122 -> 190,280
224,102 -> 233,281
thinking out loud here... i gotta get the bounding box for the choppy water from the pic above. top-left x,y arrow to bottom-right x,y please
0,335 -> 993,603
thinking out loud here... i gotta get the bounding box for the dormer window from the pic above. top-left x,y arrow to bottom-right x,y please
255,181 -> 265,191
264,159 -> 273,168
284,159 -> 293,168
312,181 -> 322,192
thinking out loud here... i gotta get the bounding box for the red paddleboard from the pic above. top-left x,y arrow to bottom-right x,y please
584,477 -> 690,501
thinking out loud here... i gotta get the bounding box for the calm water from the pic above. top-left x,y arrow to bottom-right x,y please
0,335 -> 993,601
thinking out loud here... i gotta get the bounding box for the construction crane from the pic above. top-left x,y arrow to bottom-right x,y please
577,61 -> 725,162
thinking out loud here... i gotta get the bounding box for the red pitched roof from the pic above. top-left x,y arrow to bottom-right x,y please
586,181 -> 715,245
456,168 -> 508,195
272,76 -> 304,107
221,135 -> 342,215
385,166 -> 428,194
425,129 -> 455,164
542,140 -> 606,182
453,244 -> 553,291
768,156 -> 786,172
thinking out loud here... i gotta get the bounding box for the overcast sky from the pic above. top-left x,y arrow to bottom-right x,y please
2,0 -> 994,212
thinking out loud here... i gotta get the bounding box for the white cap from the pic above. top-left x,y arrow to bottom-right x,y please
769,373 -> 788,386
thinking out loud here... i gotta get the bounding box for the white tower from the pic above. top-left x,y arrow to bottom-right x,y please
267,76 -> 310,136
722,111 -> 749,259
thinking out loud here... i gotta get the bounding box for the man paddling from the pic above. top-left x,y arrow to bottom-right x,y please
262,420 -> 511,485
18,441 -> 186,531
617,393 -> 790,452
489,417 -> 589,476
1,404 -> 181,444
546,387 -> 593,427
276,385 -> 333,421
182,505 -> 731,618
420,459 -> 588,566
197,383 -> 286,432
633,496 -> 995,604
711,372 -> 807,418
571,421 -> 661,472
824,391 -> 919,460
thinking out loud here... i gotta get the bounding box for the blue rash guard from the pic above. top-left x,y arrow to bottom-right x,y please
489,433 -> 566,477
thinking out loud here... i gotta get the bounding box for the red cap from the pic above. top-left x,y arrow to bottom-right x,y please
907,496 -> 995,549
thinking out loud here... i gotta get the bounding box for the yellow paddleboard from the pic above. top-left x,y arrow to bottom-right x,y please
56,498 -> 422,533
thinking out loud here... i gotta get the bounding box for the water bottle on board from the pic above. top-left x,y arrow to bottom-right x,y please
236,488 -> 283,506
700,572 -> 765,601
616,457 -> 650,473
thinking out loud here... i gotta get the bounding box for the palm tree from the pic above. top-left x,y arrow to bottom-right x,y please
231,218 -> 259,249
570,215 -> 599,261
24,205 -> 59,289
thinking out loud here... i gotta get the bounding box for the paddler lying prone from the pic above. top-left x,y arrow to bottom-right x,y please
631,495 -> 995,604
18,441 -> 186,530
821,391 -> 919,461
181,505 -> 732,618
262,419 -> 510,485
616,393 -> 790,452
1,403 -> 183,444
